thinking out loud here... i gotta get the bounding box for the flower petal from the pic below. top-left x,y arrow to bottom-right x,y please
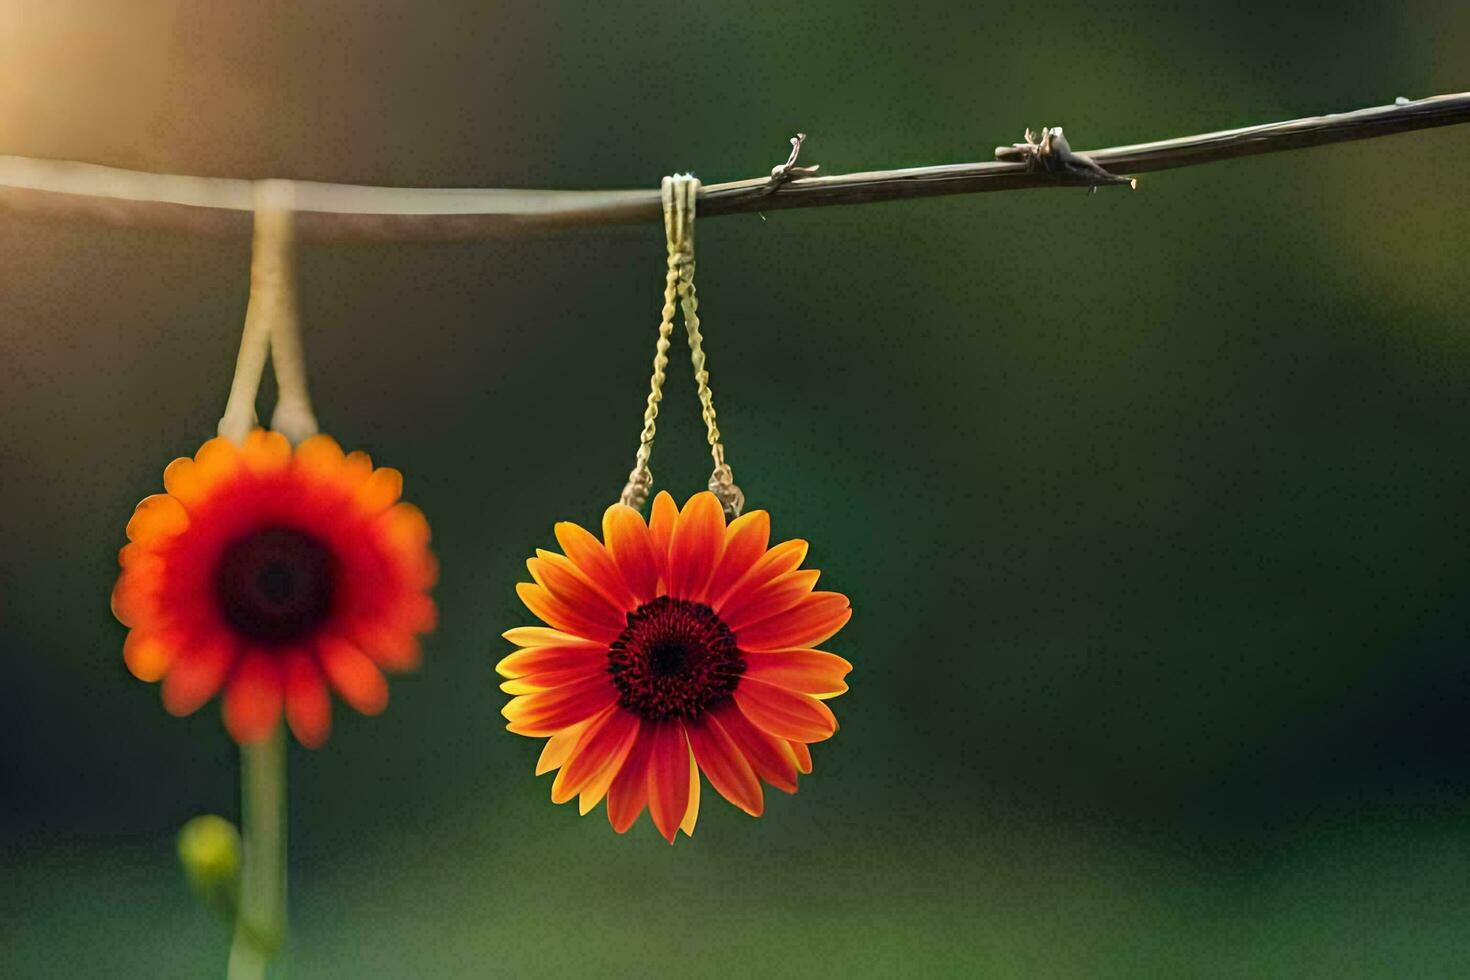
740,649 -> 852,699
502,626 -> 606,650
496,645 -> 606,679
283,650 -> 331,748
162,641 -> 235,716
355,467 -> 403,515
686,712 -> 763,817
706,509 -> 771,609
712,701 -> 799,794
318,635 -> 389,716
294,433 -> 345,478
502,674 -> 617,736
736,592 -> 851,652
553,707 -> 639,808
665,492 -> 725,601
556,521 -> 640,613
790,740 -> 813,774
536,716 -> 595,776
733,677 -> 838,742
162,457 -> 211,510
125,494 -> 189,545
647,720 -> 693,843
529,553 -> 628,632
500,663 -> 606,695
515,583 -> 622,644
240,429 -> 291,473
223,654 -> 283,744
721,569 -> 821,633
191,436 -> 240,487
355,625 -> 422,672
602,504 -> 659,605
718,539 -> 809,613
680,750 -> 701,837
647,491 -> 678,585
607,724 -> 656,833
123,630 -> 177,682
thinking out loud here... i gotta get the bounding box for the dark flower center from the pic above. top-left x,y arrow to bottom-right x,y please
608,596 -> 744,720
215,527 -> 335,645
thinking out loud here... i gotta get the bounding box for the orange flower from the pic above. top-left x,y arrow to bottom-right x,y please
113,430 -> 437,747
499,490 -> 852,842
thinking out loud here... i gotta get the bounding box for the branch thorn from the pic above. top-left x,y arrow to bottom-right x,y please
768,132 -> 821,190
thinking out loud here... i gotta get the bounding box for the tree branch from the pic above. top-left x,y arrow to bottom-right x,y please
1,92 -> 1466,243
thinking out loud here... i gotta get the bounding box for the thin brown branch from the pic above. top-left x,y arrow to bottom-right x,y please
0,92 -> 1466,243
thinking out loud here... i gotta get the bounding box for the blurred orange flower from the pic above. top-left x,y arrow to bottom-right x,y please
500,490 -> 852,842
113,430 -> 437,747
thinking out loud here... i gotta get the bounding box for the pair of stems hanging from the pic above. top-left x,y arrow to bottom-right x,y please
619,173 -> 744,520
220,179 -> 318,447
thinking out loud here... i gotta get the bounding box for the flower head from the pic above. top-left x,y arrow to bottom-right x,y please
113,430 -> 437,746
500,491 -> 852,842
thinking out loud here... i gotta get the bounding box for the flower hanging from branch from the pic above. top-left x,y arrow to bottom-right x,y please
499,490 -> 852,842
113,429 -> 437,746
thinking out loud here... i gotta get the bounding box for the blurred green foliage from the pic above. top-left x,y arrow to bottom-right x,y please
3,1 -> 1470,975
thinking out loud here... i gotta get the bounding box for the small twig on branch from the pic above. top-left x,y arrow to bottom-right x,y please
0,92 -> 1466,243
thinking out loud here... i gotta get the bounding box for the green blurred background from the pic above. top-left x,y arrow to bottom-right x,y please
3,1 -> 1470,975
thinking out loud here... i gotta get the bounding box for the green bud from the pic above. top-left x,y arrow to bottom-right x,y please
178,814 -> 241,920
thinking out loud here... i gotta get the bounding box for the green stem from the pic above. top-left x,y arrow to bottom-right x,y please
228,727 -> 286,980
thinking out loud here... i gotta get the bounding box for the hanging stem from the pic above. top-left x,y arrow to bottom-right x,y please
227,727 -> 287,980
255,181 -> 319,444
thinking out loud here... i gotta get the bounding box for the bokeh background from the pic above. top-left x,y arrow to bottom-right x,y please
3,1 -> 1470,976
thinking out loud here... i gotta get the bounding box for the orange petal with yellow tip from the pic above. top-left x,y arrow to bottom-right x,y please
516,582 -> 623,644
607,725 -> 656,833
647,720 -> 692,843
736,592 -> 851,652
502,675 -> 617,736
740,649 -> 852,699
679,750 -> 701,836
665,492 -> 726,601
602,504 -> 659,604
318,635 -> 389,715
556,520 -> 640,613
706,509 -> 771,608
500,663 -> 606,695
536,717 -> 593,776
686,712 -> 763,817
496,645 -> 605,679
283,651 -> 331,748
123,630 -> 177,682
734,678 -> 838,743
555,707 -> 639,807
224,654 -> 283,744
721,569 -> 821,633
718,539 -> 809,613
240,429 -> 291,473
790,740 -> 813,774
647,491 -> 678,582
501,626 -> 606,650
356,467 -> 403,514
125,494 -> 189,545
162,642 -> 235,716
528,552 -> 628,632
